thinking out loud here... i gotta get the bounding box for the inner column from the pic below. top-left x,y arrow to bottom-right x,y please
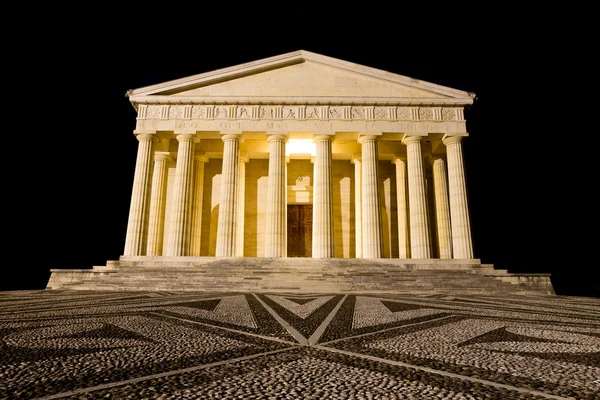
312,134 -> 334,258
403,135 -> 432,259
359,135 -> 383,258
165,134 -> 197,257
265,134 -> 287,257
216,133 -> 242,257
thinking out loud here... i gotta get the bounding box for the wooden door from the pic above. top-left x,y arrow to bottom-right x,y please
287,205 -> 312,257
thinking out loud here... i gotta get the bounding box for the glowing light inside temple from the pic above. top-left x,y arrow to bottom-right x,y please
286,139 -> 316,156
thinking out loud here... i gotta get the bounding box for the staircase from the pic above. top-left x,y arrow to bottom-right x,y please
46,257 -> 554,295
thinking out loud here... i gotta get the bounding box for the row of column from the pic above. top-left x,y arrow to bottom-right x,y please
124,132 -> 473,259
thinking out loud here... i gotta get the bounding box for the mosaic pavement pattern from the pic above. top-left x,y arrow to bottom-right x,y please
0,291 -> 598,399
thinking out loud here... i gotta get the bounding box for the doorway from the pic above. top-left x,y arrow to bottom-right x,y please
287,205 -> 312,257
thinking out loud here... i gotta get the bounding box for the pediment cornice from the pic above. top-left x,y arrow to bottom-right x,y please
126,50 -> 476,108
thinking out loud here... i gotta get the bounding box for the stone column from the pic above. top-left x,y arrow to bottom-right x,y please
393,156 -> 410,258
124,133 -> 157,256
165,134 -> 197,257
190,155 -> 209,256
285,156 -> 290,257
235,155 -> 249,257
351,156 -> 362,258
216,133 -> 242,257
358,135 -> 383,258
265,135 -> 288,257
146,152 -> 172,256
432,158 -> 452,259
443,135 -> 474,259
403,135 -> 431,258
312,135 -> 335,258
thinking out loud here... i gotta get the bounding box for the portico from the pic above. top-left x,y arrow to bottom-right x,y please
122,50 -> 475,261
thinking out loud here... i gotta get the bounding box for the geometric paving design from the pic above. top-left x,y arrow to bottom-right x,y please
0,290 -> 598,399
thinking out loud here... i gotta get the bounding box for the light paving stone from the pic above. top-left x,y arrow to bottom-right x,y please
0,290 -> 598,399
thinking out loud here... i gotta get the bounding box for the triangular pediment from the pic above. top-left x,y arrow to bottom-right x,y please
127,50 -> 475,105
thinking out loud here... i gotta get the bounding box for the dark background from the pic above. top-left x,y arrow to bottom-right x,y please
4,9 -> 597,297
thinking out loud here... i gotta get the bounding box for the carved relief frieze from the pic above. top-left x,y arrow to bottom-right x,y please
191,105 -> 209,119
374,107 -> 389,120
397,107 -> 412,120
169,106 -> 184,119
419,107 -> 434,120
237,105 -> 253,119
146,105 -> 163,119
213,106 -> 229,119
138,104 -> 465,124
283,106 -> 299,119
351,107 -> 365,119
306,106 -> 325,119
442,108 -> 457,121
328,106 -> 345,120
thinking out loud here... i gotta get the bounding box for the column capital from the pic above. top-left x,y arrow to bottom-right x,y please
154,152 -> 173,163
267,133 -> 289,143
392,155 -> 407,164
221,133 -> 244,143
313,134 -> 334,143
239,154 -> 249,163
136,133 -> 158,142
402,135 -> 423,145
351,155 -> 362,164
194,154 -> 209,163
357,135 -> 380,144
175,133 -> 199,142
432,157 -> 446,165
442,135 -> 464,146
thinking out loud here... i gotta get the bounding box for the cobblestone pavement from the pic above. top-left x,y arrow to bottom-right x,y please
1,291 -> 598,399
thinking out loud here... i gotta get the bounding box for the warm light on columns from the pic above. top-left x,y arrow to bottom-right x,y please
442,135 -> 474,259
124,133 -> 157,256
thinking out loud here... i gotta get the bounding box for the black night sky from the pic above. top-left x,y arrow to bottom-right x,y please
5,8 -> 597,297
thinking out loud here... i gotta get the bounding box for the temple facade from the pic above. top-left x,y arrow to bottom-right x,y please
124,50 -> 477,261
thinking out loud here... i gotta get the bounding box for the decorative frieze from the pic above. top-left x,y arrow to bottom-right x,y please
169,106 -> 184,119
140,104 -> 462,123
442,108 -> 456,121
419,107 -> 434,120
306,106 -> 325,119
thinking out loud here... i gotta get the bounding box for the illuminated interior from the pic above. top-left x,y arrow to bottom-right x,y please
286,139 -> 316,156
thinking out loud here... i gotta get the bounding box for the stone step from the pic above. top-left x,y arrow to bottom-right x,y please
48,257 -> 554,295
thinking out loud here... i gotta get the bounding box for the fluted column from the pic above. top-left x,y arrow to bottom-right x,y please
235,155 -> 249,257
432,158 -> 452,259
443,135 -> 474,259
351,156 -> 362,258
216,134 -> 242,257
359,135 -> 383,258
403,135 -> 431,258
124,133 -> 157,256
165,134 -> 197,256
312,135 -> 335,258
393,156 -> 410,258
146,152 -> 172,256
190,155 -> 209,256
265,135 -> 288,257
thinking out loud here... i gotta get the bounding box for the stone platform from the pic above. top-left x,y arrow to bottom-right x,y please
46,257 -> 554,295
1,290 -> 598,399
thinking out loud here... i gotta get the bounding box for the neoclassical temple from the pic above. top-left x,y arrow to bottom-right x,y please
122,50 -> 476,261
